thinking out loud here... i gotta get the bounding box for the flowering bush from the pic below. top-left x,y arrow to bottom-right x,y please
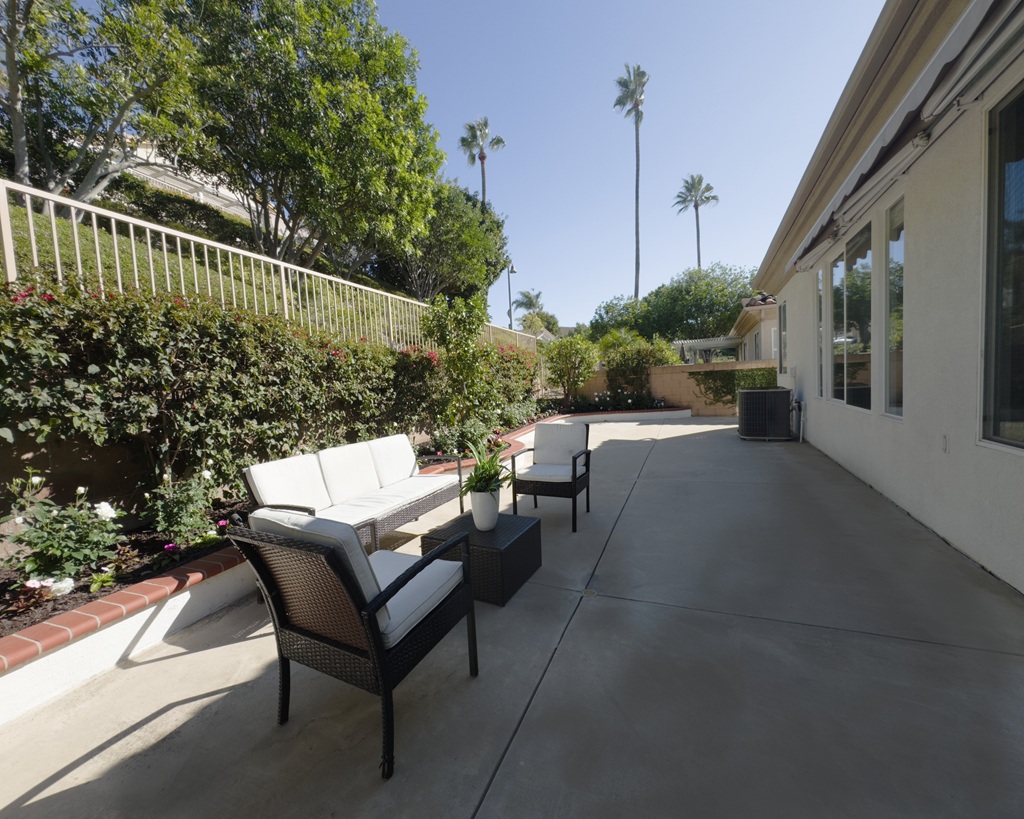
145,468 -> 219,548
1,470 -> 125,581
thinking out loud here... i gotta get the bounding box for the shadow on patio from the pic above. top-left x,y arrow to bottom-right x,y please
4,417 -> 1024,817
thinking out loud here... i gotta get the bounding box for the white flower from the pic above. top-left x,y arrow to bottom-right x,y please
163,472 -> 171,482
76,486 -> 86,494
201,469 -> 212,480
94,501 -> 118,521
30,476 -> 43,485
51,578 -> 75,596
144,492 -> 150,500
14,516 -> 24,525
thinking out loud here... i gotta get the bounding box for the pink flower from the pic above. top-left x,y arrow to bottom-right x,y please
217,519 -> 228,527
164,543 -> 179,553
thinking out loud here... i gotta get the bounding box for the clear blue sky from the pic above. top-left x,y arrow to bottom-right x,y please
376,1 -> 887,329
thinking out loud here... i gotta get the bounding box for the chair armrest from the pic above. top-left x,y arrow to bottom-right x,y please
510,447 -> 535,473
571,448 -> 591,469
258,503 -> 317,516
364,532 -> 470,615
419,453 -> 464,484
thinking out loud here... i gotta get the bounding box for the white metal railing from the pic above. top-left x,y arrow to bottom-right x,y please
0,179 -> 536,352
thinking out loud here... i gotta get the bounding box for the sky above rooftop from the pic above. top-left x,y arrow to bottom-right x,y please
376,0 -> 887,329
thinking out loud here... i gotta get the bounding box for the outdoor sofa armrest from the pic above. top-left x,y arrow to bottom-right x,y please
363,532 -> 471,616
419,453 -> 464,484
258,503 -> 317,516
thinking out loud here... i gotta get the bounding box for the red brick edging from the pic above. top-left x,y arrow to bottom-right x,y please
0,546 -> 246,673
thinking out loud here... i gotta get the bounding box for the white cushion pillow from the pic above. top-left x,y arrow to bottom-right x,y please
244,453 -> 333,512
368,434 -> 418,487
533,423 -> 588,466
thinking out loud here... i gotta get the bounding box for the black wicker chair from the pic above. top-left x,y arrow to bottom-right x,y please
510,423 -> 591,532
227,522 -> 478,779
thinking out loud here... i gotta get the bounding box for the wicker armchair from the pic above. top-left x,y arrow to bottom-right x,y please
510,423 -> 591,532
227,519 -> 478,780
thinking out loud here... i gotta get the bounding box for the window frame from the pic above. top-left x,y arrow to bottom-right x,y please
884,197 -> 905,418
984,82 -> 1024,449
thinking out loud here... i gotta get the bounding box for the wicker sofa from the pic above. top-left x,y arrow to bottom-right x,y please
243,435 -> 462,550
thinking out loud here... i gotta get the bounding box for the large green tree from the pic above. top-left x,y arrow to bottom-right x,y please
184,0 -> 442,267
613,63 -> 648,301
1,0 -> 201,202
458,116 -> 505,211
369,182 -> 508,301
591,263 -> 753,341
674,173 -> 719,271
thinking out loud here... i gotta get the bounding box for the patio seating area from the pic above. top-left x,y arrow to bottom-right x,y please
4,415 -> 1024,817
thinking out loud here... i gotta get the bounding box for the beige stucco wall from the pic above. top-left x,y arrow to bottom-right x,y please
776,51 -> 1024,594
582,360 -> 777,417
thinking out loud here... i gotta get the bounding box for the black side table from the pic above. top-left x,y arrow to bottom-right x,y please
420,513 -> 541,606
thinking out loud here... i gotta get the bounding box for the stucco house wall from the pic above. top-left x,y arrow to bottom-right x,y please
774,14 -> 1024,593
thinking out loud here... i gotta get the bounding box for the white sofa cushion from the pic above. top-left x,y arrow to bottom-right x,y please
317,474 -> 460,528
368,550 -> 463,648
244,453 -> 333,512
515,462 -> 587,483
247,508 -> 389,629
533,423 -> 588,465
319,442 -> 381,505
368,434 -> 419,488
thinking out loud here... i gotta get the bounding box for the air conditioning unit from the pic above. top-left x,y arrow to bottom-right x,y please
738,388 -> 793,441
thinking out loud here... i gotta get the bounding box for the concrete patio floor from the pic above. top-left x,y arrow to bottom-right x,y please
3,417 -> 1024,818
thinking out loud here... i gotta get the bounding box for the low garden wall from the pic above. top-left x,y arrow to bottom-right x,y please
583,360 -> 778,417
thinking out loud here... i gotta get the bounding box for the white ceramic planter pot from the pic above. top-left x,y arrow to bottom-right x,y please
470,490 -> 500,531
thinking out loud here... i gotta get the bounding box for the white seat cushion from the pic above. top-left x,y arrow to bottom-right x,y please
247,509 -> 389,629
515,463 -> 587,483
317,475 -> 459,527
319,442 -> 381,505
368,434 -> 419,487
244,453 -> 333,512
533,423 -> 588,465
368,550 -> 463,648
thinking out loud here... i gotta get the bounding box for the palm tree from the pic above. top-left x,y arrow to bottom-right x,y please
674,174 -> 719,271
613,63 -> 649,301
512,290 -> 543,314
458,117 -> 505,210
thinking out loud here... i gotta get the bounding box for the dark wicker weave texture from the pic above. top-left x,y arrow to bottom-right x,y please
421,513 -> 542,606
227,526 -> 478,780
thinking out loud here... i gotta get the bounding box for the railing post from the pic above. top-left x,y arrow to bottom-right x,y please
279,264 -> 289,320
1,184 -> 18,282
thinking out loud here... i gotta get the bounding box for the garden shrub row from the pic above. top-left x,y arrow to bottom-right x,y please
1,276 -> 538,506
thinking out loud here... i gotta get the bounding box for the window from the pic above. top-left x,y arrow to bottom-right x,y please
754,331 -> 761,360
779,301 -> 788,374
986,87 -> 1024,447
771,327 -> 778,361
832,224 -> 872,408
885,199 -> 904,416
816,270 -> 824,397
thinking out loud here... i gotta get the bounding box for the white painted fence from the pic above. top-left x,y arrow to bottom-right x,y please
0,179 -> 534,351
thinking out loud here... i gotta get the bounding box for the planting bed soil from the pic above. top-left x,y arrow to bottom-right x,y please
0,502 -> 250,639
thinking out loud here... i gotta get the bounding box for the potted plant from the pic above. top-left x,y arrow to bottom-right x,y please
460,439 -> 512,531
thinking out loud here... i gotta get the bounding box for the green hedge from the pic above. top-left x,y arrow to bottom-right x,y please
690,367 -> 778,407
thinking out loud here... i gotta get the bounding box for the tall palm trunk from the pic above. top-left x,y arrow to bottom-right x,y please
479,148 -> 487,210
633,116 -> 640,300
694,204 -> 701,271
